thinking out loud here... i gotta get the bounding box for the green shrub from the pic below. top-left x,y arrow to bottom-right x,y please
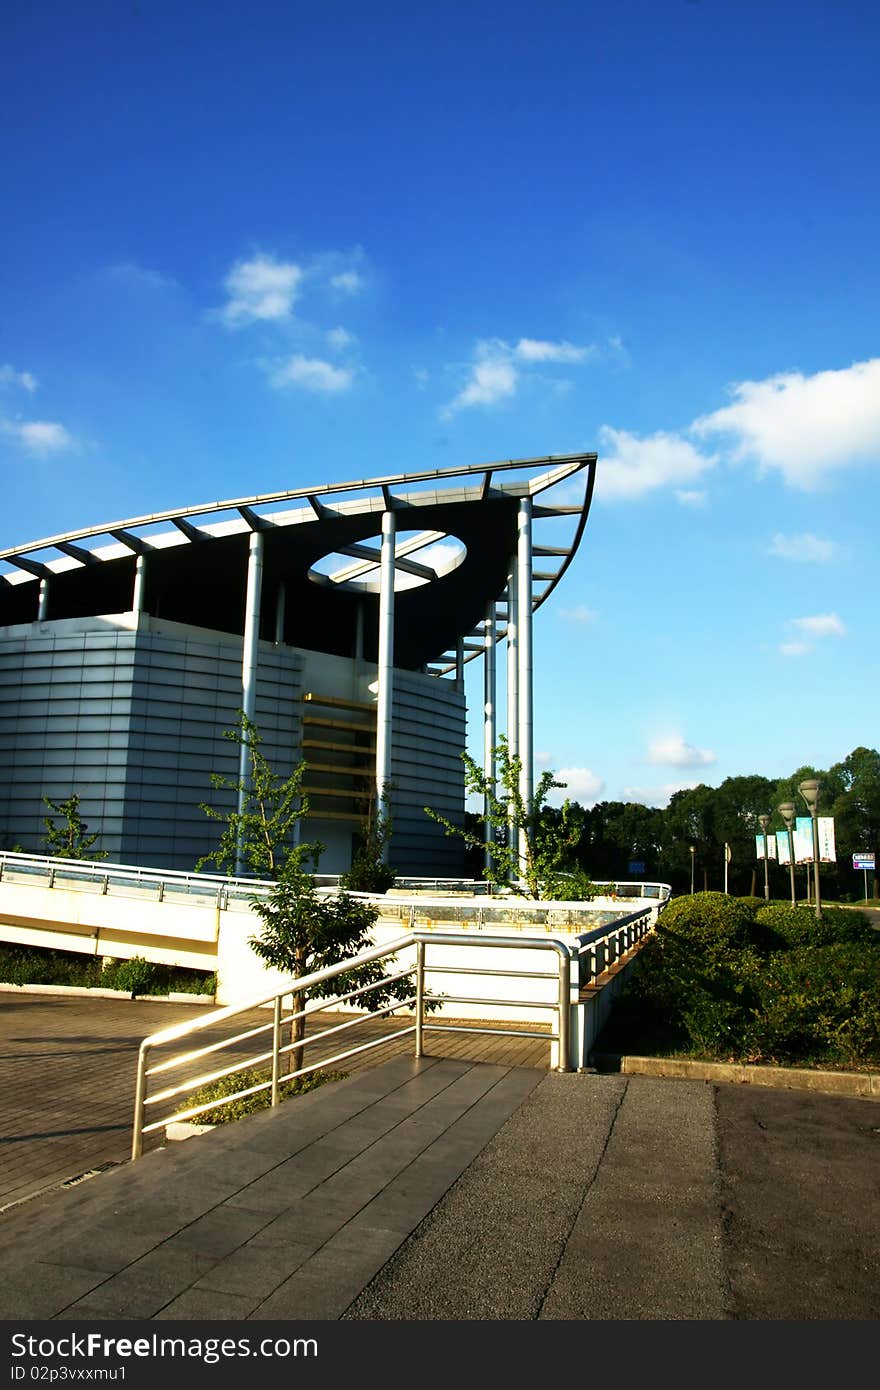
0,945 -> 102,987
754,904 -> 876,949
183,1066 -> 347,1125
0,944 -> 216,998
101,955 -> 157,998
657,892 -> 759,952
751,944 -> 880,1065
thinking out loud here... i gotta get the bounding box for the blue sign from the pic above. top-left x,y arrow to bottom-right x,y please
853,853 -> 875,871
628,860 -> 646,875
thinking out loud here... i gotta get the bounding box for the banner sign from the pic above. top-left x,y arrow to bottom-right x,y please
794,816 -> 837,863
755,834 -> 777,860
776,831 -> 791,865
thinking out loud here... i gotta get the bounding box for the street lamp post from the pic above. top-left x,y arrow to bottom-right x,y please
798,779 -> 822,920
778,802 -> 797,907
689,845 -> 695,895
758,814 -> 770,901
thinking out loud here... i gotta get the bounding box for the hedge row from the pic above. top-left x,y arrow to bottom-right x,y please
605,893 -> 879,1067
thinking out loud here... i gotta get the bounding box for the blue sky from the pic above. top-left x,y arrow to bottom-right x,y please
2,0 -> 878,808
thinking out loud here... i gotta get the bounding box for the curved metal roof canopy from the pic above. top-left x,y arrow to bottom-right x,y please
0,453 -> 596,672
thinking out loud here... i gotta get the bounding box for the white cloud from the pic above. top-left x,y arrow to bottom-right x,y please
547,766 -> 605,806
691,358 -> 880,489
221,254 -> 302,325
269,354 -> 354,393
597,426 -> 717,502
104,261 -> 177,292
0,364 -> 37,392
444,353 -> 518,415
791,612 -> 846,638
647,734 -> 717,769
536,750 -> 553,766
326,327 -> 355,351
768,532 -> 838,563
442,333 -> 596,416
623,781 -> 699,808
1,419 -> 74,454
676,489 -> 707,507
780,640 -> 811,658
514,338 -> 592,364
330,270 -> 364,293
558,604 -> 598,624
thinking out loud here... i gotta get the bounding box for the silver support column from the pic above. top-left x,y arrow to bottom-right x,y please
506,557 -> 519,760
483,602 -> 497,872
236,530 -> 264,870
506,554 -> 519,867
274,582 -> 286,645
455,636 -> 465,689
37,578 -> 50,621
517,498 -> 534,866
354,598 -> 365,661
132,555 -> 146,615
375,510 -> 396,839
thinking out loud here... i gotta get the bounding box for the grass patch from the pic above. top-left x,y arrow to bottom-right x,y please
182,1066 -> 348,1124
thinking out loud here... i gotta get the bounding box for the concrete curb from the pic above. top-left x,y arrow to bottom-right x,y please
593,1052 -> 880,1099
0,982 -> 215,1004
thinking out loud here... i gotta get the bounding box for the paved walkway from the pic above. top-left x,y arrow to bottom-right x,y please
0,991 -> 549,1211
0,1051 -> 878,1320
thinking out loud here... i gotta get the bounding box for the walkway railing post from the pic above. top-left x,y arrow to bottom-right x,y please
414,939 -> 425,1058
271,996 -> 282,1106
557,948 -> 572,1073
131,1044 -> 148,1160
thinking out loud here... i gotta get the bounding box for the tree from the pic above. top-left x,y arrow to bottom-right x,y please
830,747 -> 880,900
42,794 -> 107,860
339,792 -> 396,893
199,712 -> 408,1073
196,711 -> 314,879
424,736 -> 596,899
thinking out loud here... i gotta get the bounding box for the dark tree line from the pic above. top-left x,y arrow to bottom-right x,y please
547,746 -> 880,900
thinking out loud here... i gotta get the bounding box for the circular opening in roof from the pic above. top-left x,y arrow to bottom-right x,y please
308,530 -> 467,594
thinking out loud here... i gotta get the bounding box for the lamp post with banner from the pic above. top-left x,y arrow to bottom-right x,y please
778,802 -> 797,907
689,844 -> 695,895
798,780 -> 822,919
758,814 -> 770,901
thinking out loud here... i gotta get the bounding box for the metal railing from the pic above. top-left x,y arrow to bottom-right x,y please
575,905 -> 655,985
0,851 -> 670,912
131,930 -> 572,1160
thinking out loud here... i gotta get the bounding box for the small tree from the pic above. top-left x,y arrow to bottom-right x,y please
340,792 -> 396,893
42,794 -> 107,860
424,736 -> 596,899
199,713 -> 408,1072
196,712 -> 315,879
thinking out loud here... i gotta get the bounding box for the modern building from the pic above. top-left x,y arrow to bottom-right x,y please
0,454 -> 596,875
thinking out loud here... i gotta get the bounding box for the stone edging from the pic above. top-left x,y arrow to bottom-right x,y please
0,982 -> 215,1004
593,1052 -> 880,1099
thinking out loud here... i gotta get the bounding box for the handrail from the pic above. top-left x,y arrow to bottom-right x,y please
131,929 -> 573,1160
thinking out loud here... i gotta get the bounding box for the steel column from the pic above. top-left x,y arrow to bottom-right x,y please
37,578 -> 49,621
483,602 -> 497,872
236,530 -> 264,868
274,582 -> 286,645
132,555 -> 146,615
517,497 -> 534,866
375,510 -> 396,832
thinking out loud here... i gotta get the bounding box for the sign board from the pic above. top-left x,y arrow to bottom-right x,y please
627,860 -> 645,876
853,852 -> 876,871
755,834 -> 777,860
794,816 -> 837,864
776,831 -> 791,866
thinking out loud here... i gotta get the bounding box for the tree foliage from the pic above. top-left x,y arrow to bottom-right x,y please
42,794 -> 107,860
198,713 -> 406,1073
424,736 -> 597,899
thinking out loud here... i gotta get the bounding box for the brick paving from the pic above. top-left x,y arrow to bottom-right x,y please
0,990 -> 550,1213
